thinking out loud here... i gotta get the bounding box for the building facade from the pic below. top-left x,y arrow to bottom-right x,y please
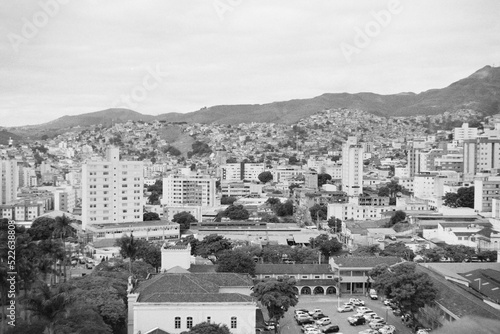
341,137 -> 363,197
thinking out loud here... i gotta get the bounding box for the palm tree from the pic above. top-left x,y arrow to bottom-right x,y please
115,233 -> 138,273
25,282 -> 73,334
53,215 -> 75,282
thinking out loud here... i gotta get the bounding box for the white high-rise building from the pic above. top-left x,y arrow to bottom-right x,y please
82,147 -> 144,230
161,172 -> 216,207
53,186 -> 77,213
454,123 -> 478,142
1,160 -> 19,205
219,162 -> 265,181
341,137 -> 363,197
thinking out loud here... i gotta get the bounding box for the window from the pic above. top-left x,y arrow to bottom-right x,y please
174,317 -> 181,329
207,316 -> 211,323
187,317 -> 193,329
231,316 -> 237,329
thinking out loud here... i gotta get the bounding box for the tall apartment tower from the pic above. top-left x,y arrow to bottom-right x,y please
463,138 -> 500,180
161,172 -> 216,207
1,160 -> 19,205
82,147 -> 144,230
341,137 -> 363,197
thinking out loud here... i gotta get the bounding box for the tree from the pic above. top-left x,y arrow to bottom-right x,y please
220,196 -> 237,205
317,173 -> 332,187
224,205 -> 250,220
143,212 -> 160,221
25,283 -> 74,334
309,204 -> 327,222
327,217 -> 342,233
477,250 -> 498,262
353,245 -> 381,256
172,211 -> 198,232
258,171 -> 273,183
418,247 -> 446,262
381,242 -> 415,261
288,156 -> 299,165
115,234 -> 140,273
386,179 -> 403,197
261,245 -> 292,263
29,216 -> 56,240
311,235 -> 343,258
377,187 -> 390,197
251,277 -> 298,333
386,210 -> 406,227
182,321 -> 231,334
288,247 -> 318,264
136,243 -> 162,270
196,235 -> 233,262
216,249 -> 256,275
370,262 -> 437,316
276,201 -> 294,217
443,187 -> 474,208
443,244 -> 475,262
289,183 -> 301,193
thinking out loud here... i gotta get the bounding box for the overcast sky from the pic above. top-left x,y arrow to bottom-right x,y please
1,0 -> 500,127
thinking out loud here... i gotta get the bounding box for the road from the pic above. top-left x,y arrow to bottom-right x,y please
276,295 -> 413,334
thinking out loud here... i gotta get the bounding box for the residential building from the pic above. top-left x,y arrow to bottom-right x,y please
463,137 -> 500,179
86,220 -> 180,241
53,185 -> 77,213
454,123 -> 478,142
82,147 -> 144,230
219,162 -> 265,182
474,176 -> 500,213
0,200 -> 44,221
422,220 -> 493,248
1,159 -> 19,204
327,202 -> 396,221
341,137 -> 363,197
220,181 -> 263,198
161,172 -> 216,207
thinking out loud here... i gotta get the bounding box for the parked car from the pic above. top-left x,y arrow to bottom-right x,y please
349,298 -> 365,306
358,329 -> 379,334
355,307 -> 372,314
312,313 -> 328,320
85,259 -> 94,269
369,316 -> 385,323
362,312 -> 377,320
295,309 -> 310,318
348,315 -> 366,326
304,328 -> 321,334
337,305 -> 354,313
264,320 -> 278,330
309,309 -> 323,316
320,324 -> 340,333
392,308 -> 402,316
369,321 -> 386,330
302,324 -> 318,333
316,318 -> 331,326
296,314 -> 315,325
378,325 -> 396,334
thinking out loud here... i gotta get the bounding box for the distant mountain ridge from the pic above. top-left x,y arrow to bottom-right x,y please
9,65 -> 500,130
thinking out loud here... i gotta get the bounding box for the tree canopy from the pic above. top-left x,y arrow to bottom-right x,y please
317,173 -> 332,187
309,204 -> 327,222
216,249 -> 256,275
181,321 -> 231,334
172,211 -> 198,231
310,234 -> 343,258
385,210 -> 407,227
251,277 -> 298,330
196,235 -> 233,262
443,186 -> 474,208
258,171 -> 273,183
143,212 -> 160,221
223,205 -> 250,220
369,262 -> 437,316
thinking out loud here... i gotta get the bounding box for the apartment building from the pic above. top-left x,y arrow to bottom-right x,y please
463,138 -> 500,178
474,176 -> 500,213
454,123 -> 478,142
161,172 -> 216,207
1,160 -> 19,204
0,200 -> 44,221
53,185 -> 77,213
219,162 -> 265,182
82,147 -> 144,230
341,136 -> 363,197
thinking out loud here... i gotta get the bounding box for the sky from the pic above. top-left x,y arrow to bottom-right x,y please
1,0 -> 500,127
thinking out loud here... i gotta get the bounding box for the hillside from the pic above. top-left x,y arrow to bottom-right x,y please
6,65 -> 500,130
0,129 -> 22,145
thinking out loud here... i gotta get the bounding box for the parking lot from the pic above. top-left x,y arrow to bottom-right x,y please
276,295 -> 413,334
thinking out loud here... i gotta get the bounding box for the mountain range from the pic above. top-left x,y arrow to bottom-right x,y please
7,65 -> 500,133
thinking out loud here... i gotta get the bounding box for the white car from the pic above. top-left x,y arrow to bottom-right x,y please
379,325 -> 396,334
356,307 -> 372,314
304,328 -> 321,334
358,330 -> 379,334
362,312 -> 377,320
337,305 -> 354,313
349,298 -> 365,306
369,320 -> 386,330
301,324 -> 318,332
315,317 -> 331,326
370,316 -> 385,323
309,309 -> 323,316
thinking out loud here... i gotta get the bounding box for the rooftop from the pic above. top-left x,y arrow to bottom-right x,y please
255,264 -> 333,275
331,256 -> 403,268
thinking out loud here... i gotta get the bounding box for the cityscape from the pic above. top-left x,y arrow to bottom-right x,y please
1,1 -> 500,334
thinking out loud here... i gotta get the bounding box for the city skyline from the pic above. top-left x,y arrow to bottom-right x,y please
1,0 -> 500,127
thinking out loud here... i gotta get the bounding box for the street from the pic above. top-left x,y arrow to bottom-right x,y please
276,295 -> 413,334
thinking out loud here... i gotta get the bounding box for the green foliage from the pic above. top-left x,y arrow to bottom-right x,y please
29,216 -> 57,240
220,196 -> 237,205
172,211 -> 198,231
163,145 -> 182,156
377,187 -> 390,197
309,204 -> 327,222
188,141 -> 212,158
386,210 -> 406,227
143,212 -> 160,221
353,245 -> 381,256
443,186 -> 474,208
370,262 -> 437,316
196,234 -> 233,261
55,308 -> 112,334
310,234 -> 343,258
477,250 -> 498,262
418,247 -> 446,262
381,241 -> 415,261
275,200 -> 294,217
251,277 -> 298,324
147,179 -> 163,205
223,205 -> 250,220
288,247 -> 318,264
182,321 -> 231,334
317,173 -> 332,187
93,258 -> 154,280
216,249 -> 256,275
443,244 -> 476,262
327,217 -> 342,233
289,183 -> 301,193
258,171 -> 273,183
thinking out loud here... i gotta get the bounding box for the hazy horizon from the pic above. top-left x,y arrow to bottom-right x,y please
1,0 -> 500,126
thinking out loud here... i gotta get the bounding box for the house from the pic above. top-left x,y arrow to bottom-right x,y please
127,244 -> 257,334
